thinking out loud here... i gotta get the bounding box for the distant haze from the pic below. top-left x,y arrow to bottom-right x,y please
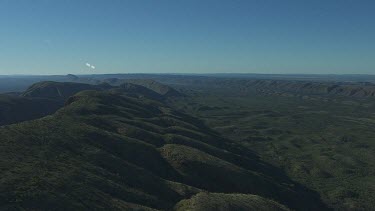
0,0 -> 374,75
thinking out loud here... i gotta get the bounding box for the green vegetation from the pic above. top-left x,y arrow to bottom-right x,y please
3,76 -> 375,210
104,78 -> 184,97
21,81 -> 109,98
170,82 -> 375,210
175,192 -> 290,211
0,94 -> 62,126
0,84 -> 328,210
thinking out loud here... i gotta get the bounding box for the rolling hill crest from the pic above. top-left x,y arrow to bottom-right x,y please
0,80 -> 328,210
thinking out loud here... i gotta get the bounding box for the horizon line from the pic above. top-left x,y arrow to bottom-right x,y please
0,72 -> 374,77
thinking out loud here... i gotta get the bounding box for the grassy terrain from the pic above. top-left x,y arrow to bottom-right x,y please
170,88 -> 375,210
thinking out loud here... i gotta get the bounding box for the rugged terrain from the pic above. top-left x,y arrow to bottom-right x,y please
167,77 -> 375,210
0,81 -> 328,210
1,74 -> 375,210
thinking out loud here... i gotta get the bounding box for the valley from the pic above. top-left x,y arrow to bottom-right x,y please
0,74 -> 374,210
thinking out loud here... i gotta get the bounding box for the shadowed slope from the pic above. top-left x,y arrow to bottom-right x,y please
22,81 -> 111,99
0,82 -> 113,127
0,94 -> 62,126
0,87 -> 328,210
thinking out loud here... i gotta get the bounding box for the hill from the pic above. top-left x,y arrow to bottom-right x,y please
0,80 -> 175,127
151,76 -> 375,98
169,78 -> 375,210
103,78 -> 184,97
114,82 -> 164,100
21,81 -> 110,99
0,94 -> 62,126
246,80 -> 375,97
0,82 -> 113,126
0,84 -> 327,210
175,192 -> 290,211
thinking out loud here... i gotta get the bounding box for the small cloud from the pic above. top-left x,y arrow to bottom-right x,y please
85,62 -> 96,70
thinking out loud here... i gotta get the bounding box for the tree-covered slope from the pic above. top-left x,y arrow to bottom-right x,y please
170,84 -> 375,210
103,78 -> 184,97
175,192 -> 290,211
0,81 -> 113,127
21,81 -> 111,99
0,94 -> 62,126
0,86 -> 327,210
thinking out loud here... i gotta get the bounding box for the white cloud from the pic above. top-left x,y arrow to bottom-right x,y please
85,63 -> 95,70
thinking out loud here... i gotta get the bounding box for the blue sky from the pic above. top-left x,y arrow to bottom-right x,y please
0,0 -> 374,75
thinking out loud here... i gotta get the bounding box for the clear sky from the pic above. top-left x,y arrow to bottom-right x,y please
0,0 -> 374,75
